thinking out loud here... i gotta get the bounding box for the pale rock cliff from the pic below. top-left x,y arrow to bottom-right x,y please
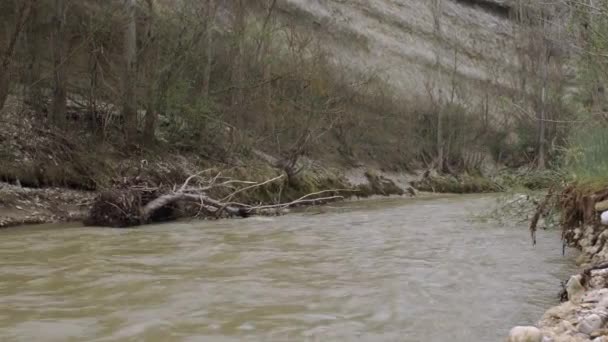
277,0 -> 519,107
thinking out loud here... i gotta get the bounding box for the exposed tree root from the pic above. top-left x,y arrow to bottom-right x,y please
558,185 -> 608,249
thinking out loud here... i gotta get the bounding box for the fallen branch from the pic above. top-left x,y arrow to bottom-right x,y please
221,174 -> 285,202
250,189 -> 351,210
530,188 -> 554,246
88,171 -> 351,227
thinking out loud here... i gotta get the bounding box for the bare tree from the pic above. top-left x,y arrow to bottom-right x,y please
537,42 -> 548,170
431,0 -> 444,170
201,0 -> 216,97
231,0 -> 246,108
24,1 -> 44,113
259,0 -> 277,111
123,0 -> 138,141
51,0 -> 67,127
143,0 -> 158,142
0,0 -> 36,111
513,0 -> 560,170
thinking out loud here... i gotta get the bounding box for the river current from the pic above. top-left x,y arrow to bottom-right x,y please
0,195 -> 575,341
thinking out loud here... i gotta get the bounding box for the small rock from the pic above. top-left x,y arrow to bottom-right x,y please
602,211 -> 608,225
567,275 -> 586,303
508,326 -> 543,342
596,200 -> 608,212
583,289 -> 608,304
594,307 -> 608,319
600,297 -> 608,310
591,329 -> 608,338
579,314 -> 604,335
558,320 -> 577,334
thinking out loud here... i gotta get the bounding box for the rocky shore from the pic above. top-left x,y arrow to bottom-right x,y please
0,182 -> 94,228
509,195 -> 608,342
509,273 -> 608,342
0,168 -> 419,228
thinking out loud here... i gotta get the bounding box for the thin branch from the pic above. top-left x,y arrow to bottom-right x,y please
221,174 -> 285,202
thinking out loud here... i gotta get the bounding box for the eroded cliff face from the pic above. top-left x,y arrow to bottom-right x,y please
278,0 -> 519,105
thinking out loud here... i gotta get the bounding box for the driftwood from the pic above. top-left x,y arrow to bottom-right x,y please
86,170 -> 345,227
529,188 -> 554,246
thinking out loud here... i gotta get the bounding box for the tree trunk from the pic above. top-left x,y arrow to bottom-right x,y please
261,0 -> 276,111
431,0 -> 444,170
536,15 -> 550,171
537,56 -> 548,170
201,0 -> 215,98
87,42 -> 100,133
231,0 -> 246,108
123,0 -> 138,141
51,0 -> 67,127
0,0 -> 35,112
25,3 -> 44,113
143,0 -> 158,143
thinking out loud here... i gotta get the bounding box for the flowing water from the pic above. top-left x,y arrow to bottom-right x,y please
0,195 -> 575,341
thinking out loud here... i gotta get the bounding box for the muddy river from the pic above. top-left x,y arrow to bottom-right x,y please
0,195 -> 576,341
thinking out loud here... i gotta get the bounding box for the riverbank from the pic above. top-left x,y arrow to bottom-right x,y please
0,166 -> 420,228
509,185 -> 608,342
0,160 -> 558,229
1,163 -> 557,228
527,241 -> 608,342
0,104 -> 418,227
0,182 -> 94,228
0,95 -> 554,228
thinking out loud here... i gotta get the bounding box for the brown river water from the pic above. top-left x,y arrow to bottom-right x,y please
0,195 -> 576,341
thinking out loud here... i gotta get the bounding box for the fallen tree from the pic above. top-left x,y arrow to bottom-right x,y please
85,170 -> 346,227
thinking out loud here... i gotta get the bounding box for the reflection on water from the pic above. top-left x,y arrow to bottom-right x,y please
0,195 -> 575,341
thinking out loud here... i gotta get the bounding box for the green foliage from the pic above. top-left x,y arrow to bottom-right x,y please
496,169 -> 564,191
559,3 -> 608,185
412,174 -> 502,194
565,125 -> 608,183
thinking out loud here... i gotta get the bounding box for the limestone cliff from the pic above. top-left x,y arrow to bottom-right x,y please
277,0 -> 519,107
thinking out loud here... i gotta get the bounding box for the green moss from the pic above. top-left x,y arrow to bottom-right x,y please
496,170 -> 562,191
363,170 -> 404,196
412,174 -> 502,194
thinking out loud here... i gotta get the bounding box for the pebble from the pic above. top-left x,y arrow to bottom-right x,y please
584,289 -> 608,303
508,326 -> 543,342
595,309 -> 608,320
567,275 -> 585,304
591,329 -> 608,338
579,314 -> 604,335
601,211 -> 608,225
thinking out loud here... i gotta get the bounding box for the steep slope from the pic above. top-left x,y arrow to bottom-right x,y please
278,0 -> 518,105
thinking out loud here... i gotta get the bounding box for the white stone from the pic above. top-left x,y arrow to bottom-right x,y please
508,326 -> 543,342
600,296 -> 608,310
579,314 -> 604,335
601,211 -> 608,225
583,289 -> 608,303
567,275 -> 585,304
594,310 -> 608,320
